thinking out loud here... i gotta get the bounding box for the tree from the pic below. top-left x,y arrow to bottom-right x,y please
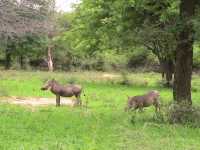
51,12 -> 74,71
133,0 -> 179,85
55,0 -> 178,73
4,37 -> 15,69
137,24 -> 176,86
0,0 -> 55,69
0,0 -> 55,37
13,34 -> 48,69
173,0 -> 197,104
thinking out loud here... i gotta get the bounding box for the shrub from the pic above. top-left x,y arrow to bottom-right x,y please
67,77 -> 77,84
127,48 -> 158,71
119,72 -> 132,86
168,103 -> 200,127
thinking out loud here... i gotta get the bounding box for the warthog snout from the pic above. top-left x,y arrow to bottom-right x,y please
41,87 -> 47,90
41,79 -> 53,91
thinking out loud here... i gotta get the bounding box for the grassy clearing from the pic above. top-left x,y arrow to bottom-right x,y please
0,71 -> 200,150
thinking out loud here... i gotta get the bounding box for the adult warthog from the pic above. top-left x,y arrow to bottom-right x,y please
125,90 -> 160,112
41,79 -> 83,106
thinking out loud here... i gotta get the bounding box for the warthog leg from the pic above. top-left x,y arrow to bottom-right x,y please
154,101 -> 160,112
75,94 -> 82,106
56,95 -> 60,107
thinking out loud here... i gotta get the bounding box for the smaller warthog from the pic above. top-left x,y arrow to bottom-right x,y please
125,90 -> 160,112
41,79 -> 83,106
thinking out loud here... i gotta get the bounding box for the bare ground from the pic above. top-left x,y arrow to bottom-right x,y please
1,96 -> 75,107
102,73 -> 120,79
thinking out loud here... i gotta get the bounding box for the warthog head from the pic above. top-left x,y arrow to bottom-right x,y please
124,96 -> 136,112
147,90 -> 160,97
41,79 -> 55,91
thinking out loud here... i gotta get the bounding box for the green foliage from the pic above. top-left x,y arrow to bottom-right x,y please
193,44 -> 200,69
51,0 -> 179,71
15,35 -> 48,58
127,48 -> 157,69
0,35 -> 49,69
1,0 -> 200,71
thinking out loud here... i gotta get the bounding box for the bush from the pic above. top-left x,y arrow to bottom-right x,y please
127,48 -> 158,71
119,71 -> 132,86
133,102 -> 200,127
127,50 -> 148,68
168,103 -> 200,127
74,57 -> 105,71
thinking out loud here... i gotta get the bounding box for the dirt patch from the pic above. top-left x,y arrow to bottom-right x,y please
102,73 -> 120,79
1,96 -> 75,107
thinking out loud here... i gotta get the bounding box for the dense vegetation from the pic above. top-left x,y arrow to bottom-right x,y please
0,0 -> 200,72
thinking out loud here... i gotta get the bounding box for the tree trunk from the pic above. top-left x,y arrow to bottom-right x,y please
173,0 -> 196,105
47,45 -> 53,72
166,59 -> 174,86
20,55 -> 25,70
5,48 -> 11,70
159,58 -> 174,86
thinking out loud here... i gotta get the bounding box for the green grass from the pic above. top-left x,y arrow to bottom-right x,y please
0,71 -> 200,150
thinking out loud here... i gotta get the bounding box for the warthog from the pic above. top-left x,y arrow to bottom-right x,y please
125,90 -> 160,112
41,79 -> 83,106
